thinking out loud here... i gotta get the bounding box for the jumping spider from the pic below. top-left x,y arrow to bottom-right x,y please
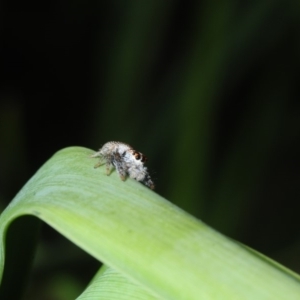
91,141 -> 155,190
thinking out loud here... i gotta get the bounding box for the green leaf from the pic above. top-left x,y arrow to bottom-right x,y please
0,147 -> 300,299
77,265 -> 158,300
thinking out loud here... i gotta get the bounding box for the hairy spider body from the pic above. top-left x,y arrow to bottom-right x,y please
91,141 -> 154,190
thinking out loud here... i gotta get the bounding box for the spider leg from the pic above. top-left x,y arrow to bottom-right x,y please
94,160 -> 104,169
113,152 -> 127,181
105,163 -> 114,175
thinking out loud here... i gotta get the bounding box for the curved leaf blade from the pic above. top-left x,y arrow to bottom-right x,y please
0,147 -> 299,299
77,265 -> 158,300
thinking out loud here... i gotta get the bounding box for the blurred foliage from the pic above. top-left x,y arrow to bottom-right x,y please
0,0 -> 300,298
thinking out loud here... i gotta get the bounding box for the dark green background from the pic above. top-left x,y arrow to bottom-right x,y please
1,0 -> 300,299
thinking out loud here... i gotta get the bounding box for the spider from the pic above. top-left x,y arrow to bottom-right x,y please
91,141 -> 155,190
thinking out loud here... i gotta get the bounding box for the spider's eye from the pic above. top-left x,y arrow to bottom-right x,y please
133,151 -> 141,160
141,155 -> 147,162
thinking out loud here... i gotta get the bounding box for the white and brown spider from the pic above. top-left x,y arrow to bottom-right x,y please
91,141 -> 154,189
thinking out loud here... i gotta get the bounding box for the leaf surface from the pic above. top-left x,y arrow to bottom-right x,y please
0,147 -> 299,299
